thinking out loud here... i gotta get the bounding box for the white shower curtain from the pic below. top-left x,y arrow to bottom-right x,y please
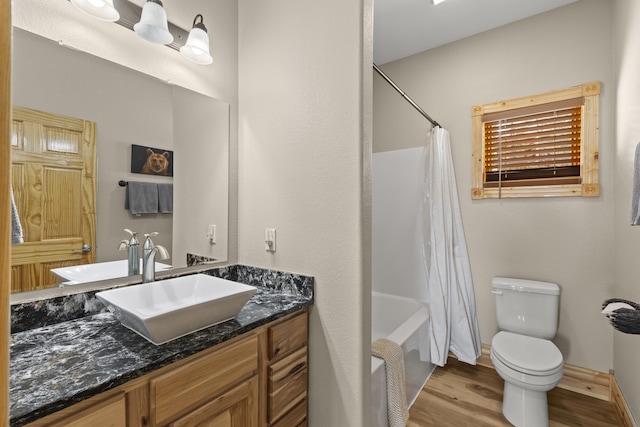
421,127 -> 482,367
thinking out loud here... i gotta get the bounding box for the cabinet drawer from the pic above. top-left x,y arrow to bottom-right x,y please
268,346 -> 307,423
269,311 -> 308,360
151,335 -> 258,426
270,398 -> 307,427
170,376 -> 258,427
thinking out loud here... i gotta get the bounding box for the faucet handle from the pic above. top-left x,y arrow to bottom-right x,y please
118,239 -> 129,251
124,229 -> 139,246
143,232 -> 159,250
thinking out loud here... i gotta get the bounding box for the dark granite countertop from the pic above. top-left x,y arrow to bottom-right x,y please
10,265 -> 314,426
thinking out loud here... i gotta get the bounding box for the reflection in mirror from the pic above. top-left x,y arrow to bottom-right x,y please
10,28 -> 229,295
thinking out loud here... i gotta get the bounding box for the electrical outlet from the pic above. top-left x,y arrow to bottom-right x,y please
265,228 -> 276,252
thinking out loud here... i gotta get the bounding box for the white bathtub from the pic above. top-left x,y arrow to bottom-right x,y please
371,291 -> 435,427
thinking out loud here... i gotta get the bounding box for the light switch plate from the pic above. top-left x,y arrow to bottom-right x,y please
207,224 -> 216,244
265,228 -> 276,252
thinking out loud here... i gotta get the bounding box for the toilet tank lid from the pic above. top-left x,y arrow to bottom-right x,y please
492,277 -> 560,295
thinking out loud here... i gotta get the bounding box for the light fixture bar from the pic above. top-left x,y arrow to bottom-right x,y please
431,0 -> 447,5
112,0 -> 188,51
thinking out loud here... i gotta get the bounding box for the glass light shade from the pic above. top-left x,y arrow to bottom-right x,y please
70,0 -> 120,22
133,0 -> 174,45
180,27 -> 213,65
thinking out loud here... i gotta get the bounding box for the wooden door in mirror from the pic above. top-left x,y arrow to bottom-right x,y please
10,106 -> 96,293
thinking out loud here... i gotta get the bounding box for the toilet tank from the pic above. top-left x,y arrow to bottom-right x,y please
492,277 -> 560,339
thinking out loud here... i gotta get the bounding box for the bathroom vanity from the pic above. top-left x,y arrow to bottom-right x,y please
9,265 -> 313,427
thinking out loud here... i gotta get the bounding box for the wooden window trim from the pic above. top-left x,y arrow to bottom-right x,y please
471,82 -> 600,199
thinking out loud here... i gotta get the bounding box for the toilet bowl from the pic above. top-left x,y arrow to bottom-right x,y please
491,277 -> 563,426
491,331 -> 563,427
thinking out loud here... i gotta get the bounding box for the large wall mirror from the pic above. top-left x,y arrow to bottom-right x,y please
10,24 -> 229,295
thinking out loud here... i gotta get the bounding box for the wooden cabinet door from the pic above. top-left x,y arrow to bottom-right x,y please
151,335 -> 258,426
10,106 -> 96,292
170,376 -> 259,427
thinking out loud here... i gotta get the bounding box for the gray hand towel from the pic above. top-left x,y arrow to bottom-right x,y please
632,142 -> 640,225
158,183 -> 173,214
11,188 -> 24,244
125,181 -> 159,215
372,338 -> 409,427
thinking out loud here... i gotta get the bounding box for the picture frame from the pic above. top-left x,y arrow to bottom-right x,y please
131,144 -> 174,177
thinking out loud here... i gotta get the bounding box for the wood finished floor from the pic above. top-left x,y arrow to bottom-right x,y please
408,358 -> 621,427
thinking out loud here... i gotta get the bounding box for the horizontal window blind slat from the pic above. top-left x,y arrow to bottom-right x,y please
485,166 -> 581,184
484,112 -> 581,133
486,160 -> 580,171
483,176 -> 582,188
486,155 -> 580,165
486,152 -> 580,163
481,97 -> 584,122
486,144 -> 580,163
486,153 -> 580,165
485,129 -> 581,143
485,134 -> 580,152
485,116 -> 581,142
486,130 -> 580,145
485,106 -> 581,123
485,145 -> 580,162
485,118 -> 581,135
486,142 -> 581,152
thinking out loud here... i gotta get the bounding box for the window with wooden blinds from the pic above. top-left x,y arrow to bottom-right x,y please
471,82 -> 600,199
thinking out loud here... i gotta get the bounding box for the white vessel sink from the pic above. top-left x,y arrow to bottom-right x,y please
96,274 -> 257,345
51,259 -> 171,284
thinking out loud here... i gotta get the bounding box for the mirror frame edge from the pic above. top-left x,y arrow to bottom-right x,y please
2,0 -> 11,422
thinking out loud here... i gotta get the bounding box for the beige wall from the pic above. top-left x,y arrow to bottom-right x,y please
373,0 -> 615,372
613,0 -> 640,421
238,0 -> 372,425
172,87 -> 230,264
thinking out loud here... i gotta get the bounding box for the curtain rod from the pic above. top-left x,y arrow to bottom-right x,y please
373,63 -> 440,128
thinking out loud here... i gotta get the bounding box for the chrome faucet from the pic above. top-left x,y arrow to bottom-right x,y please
142,232 -> 158,262
142,233 -> 170,283
118,229 -> 140,276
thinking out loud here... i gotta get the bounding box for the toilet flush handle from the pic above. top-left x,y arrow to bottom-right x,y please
491,290 -> 503,295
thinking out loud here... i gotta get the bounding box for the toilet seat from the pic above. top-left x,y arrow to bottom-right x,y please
491,331 -> 563,376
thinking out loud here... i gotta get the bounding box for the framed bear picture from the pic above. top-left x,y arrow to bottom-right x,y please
131,144 -> 174,177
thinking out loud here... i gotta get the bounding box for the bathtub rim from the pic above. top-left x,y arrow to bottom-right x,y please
371,291 -> 429,349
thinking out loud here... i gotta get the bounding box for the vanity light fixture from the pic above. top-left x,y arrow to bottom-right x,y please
67,0 -> 213,65
70,0 -> 120,22
180,14 -> 213,65
431,0 -> 447,5
134,0 -> 174,45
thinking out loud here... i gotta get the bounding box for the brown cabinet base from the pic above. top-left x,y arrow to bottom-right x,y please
25,309 -> 308,427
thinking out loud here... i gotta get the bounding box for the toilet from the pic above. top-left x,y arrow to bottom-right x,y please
490,277 -> 563,427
